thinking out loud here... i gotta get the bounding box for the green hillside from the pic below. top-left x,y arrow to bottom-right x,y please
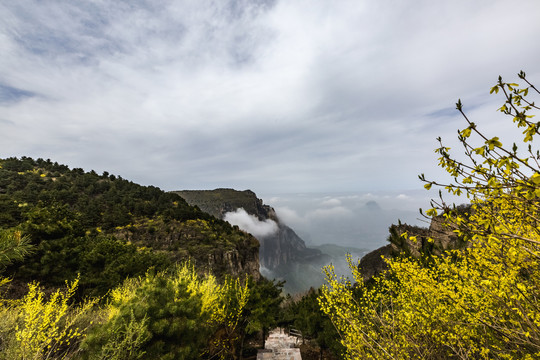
0,157 -> 260,298
0,157 -> 291,359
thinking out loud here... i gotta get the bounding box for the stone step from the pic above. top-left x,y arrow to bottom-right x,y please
257,329 -> 302,360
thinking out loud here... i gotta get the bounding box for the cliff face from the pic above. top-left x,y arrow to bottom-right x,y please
359,214 -> 469,281
259,224 -> 325,269
112,218 -> 260,281
174,189 -> 328,272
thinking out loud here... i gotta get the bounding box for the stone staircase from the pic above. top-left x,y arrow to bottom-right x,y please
257,329 -> 302,360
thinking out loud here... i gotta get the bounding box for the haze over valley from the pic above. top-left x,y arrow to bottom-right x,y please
263,190 -> 432,250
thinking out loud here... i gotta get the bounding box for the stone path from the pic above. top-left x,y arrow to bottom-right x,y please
257,329 -> 302,360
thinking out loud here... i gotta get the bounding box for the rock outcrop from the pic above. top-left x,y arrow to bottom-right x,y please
359,213 -> 469,281
173,189 -> 332,293
259,225 -> 323,270
174,189 -> 328,271
112,218 -> 260,280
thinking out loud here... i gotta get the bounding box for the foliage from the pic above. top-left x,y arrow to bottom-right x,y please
0,157 -> 258,297
282,287 -> 343,357
319,72 -> 540,359
0,277 -> 96,360
207,275 -> 251,359
82,263 -> 251,360
238,277 -> 284,353
0,230 -> 33,271
244,277 -> 284,335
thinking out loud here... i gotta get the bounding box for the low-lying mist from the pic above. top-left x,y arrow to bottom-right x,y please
263,190 -> 437,252
223,208 -> 279,238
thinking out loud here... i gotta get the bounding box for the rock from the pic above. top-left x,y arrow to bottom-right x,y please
174,189 -> 327,271
359,212 -> 469,281
112,218 -> 260,280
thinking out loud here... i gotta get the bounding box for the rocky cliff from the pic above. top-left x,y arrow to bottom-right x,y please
359,213 -> 469,282
173,189 -> 331,293
112,218 -> 260,280
174,189 -> 329,271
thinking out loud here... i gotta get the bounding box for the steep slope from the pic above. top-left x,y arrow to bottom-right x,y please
174,189 -> 332,293
0,157 -> 259,297
175,189 -> 327,269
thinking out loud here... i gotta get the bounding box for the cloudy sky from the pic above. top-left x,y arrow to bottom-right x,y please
2,1 -> 540,243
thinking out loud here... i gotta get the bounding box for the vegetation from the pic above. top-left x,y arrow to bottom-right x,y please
281,288 -> 344,359
0,258 -> 266,359
0,157 -> 258,297
4,72 -> 537,359
319,72 -> 540,359
0,231 -> 283,359
0,158 -> 284,359
81,263 -> 251,359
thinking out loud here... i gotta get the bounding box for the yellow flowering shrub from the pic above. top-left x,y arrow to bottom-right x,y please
319,72 -> 540,359
6,277 -> 96,360
83,262 -> 250,359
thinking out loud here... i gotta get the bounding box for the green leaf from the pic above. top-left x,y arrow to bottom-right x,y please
424,183 -> 432,190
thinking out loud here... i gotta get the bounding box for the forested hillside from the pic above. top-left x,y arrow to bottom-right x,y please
0,157 -> 284,359
0,156 -> 260,297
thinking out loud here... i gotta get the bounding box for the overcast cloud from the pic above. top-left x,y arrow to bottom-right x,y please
2,0 -> 540,200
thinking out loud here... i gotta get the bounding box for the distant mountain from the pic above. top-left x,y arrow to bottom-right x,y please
364,200 -> 382,211
174,189 -> 327,268
174,189 -> 368,293
173,189 -> 270,220
0,157 -> 260,297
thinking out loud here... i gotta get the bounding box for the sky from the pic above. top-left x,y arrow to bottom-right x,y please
2,1 -> 540,248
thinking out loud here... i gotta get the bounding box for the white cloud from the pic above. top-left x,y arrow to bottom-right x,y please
320,198 -> 341,207
224,208 -> 279,238
306,206 -> 353,220
274,206 -> 306,227
396,194 -> 412,200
